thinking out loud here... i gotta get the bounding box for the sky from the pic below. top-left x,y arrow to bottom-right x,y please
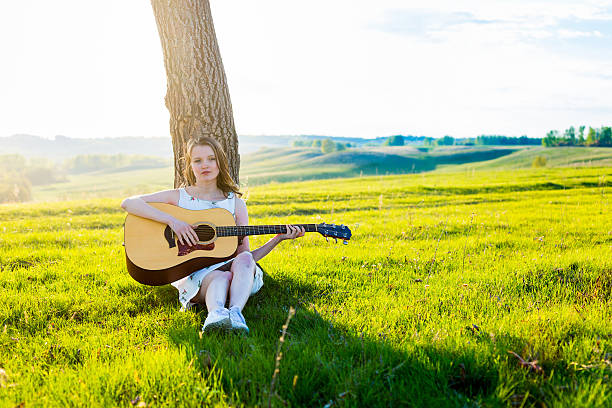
1,0 -> 611,140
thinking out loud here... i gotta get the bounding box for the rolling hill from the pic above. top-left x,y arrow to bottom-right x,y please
28,145 -> 612,201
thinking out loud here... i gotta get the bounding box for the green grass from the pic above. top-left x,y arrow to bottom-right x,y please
241,146 -> 522,185
1,167 -> 611,407
31,146 -> 612,202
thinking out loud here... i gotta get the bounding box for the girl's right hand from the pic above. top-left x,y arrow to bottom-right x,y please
169,218 -> 199,246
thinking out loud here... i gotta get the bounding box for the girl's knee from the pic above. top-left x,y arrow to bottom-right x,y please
235,252 -> 255,268
209,270 -> 232,284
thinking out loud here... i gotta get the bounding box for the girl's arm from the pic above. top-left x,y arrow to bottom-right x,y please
233,198 -> 304,262
120,190 -> 199,246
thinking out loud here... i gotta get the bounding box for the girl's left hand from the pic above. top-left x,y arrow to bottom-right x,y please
278,225 -> 305,240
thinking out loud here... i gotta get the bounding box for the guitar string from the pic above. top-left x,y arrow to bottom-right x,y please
187,224 -> 351,241
183,224 -> 346,241
192,224 -> 320,237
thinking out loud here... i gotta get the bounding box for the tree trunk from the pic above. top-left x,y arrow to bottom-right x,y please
150,0 -> 240,187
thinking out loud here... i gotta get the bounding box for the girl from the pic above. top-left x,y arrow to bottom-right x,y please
121,136 -> 304,334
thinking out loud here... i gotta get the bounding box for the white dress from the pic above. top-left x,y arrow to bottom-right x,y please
171,188 -> 264,310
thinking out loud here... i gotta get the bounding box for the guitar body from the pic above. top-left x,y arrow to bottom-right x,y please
124,203 -> 238,286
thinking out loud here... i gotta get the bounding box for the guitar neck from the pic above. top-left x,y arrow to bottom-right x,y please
216,224 -> 318,237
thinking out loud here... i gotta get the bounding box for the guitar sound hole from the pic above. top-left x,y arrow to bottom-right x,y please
195,224 -> 216,242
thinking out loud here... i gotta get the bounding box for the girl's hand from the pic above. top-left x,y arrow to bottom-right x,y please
169,218 -> 199,246
277,225 -> 305,241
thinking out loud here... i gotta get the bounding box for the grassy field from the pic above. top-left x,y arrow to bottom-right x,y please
442,147 -> 612,172
240,146 -> 521,185
31,146 -> 612,202
1,167 -> 611,407
33,167 -> 174,203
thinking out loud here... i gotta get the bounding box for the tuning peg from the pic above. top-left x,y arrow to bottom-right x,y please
343,240 -> 348,245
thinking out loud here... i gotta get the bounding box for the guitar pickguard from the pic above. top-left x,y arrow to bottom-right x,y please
177,242 -> 215,256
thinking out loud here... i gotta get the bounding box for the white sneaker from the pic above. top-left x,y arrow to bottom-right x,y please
202,308 -> 231,333
228,306 -> 249,334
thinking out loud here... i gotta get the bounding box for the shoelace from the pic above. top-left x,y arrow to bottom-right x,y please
214,308 -> 229,318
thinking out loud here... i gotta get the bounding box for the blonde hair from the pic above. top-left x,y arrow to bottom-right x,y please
181,137 -> 241,196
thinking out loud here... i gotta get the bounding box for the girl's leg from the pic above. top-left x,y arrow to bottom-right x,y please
190,269 -> 233,312
228,252 -> 256,311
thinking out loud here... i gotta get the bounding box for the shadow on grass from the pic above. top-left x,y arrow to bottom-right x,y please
160,272 -> 507,407
430,149 -> 517,165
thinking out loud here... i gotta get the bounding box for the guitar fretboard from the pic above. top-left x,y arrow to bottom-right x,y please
216,224 -> 318,237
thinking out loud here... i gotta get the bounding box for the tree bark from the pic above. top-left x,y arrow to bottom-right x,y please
151,0 -> 240,187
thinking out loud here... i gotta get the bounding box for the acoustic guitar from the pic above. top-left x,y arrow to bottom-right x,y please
123,203 -> 352,286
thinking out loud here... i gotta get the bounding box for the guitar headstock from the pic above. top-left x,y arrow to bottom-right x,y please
317,223 -> 352,244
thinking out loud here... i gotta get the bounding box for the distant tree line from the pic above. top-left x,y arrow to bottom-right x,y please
384,135 -> 437,146
295,134 -> 545,148
292,138 -> 351,154
435,135 -> 542,146
422,136 -> 458,146
476,135 -> 541,145
436,136 -> 456,146
384,135 -> 404,146
383,135 -> 435,145
295,130 -> 612,150
385,135 -> 542,147
542,126 -> 612,147
64,154 -> 168,174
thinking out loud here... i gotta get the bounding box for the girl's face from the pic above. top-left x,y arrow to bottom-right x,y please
190,144 -> 219,183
